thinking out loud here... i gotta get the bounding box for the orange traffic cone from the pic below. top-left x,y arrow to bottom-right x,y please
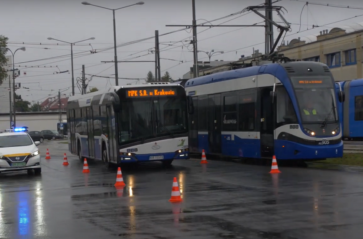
45,149 -> 51,160
63,153 -> 69,166
114,167 -> 126,188
200,149 -> 208,164
169,177 -> 183,203
82,158 -> 90,173
270,155 -> 281,174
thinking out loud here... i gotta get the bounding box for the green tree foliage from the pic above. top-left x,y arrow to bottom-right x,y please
161,71 -> 173,82
30,103 -> 41,112
14,93 -> 30,112
89,87 -> 98,93
0,36 -> 9,85
147,71 -> 154,82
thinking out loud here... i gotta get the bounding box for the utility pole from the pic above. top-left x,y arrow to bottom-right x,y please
82,65 -> 86,94
58,90 -> 61,123
265,0 -> 274,54
8,75 -> 12,129
155,30 -> 161,82
192,0 -> 199,78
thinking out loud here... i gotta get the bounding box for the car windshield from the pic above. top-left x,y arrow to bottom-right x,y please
51,130 -> 58,134
0,135 -> 33,147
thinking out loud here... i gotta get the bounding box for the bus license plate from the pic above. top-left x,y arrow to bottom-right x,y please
12,162 -> 26,167
149,155 -> 164,160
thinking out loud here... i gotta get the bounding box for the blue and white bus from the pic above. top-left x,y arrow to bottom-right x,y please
66,83 -> 188,166
185,61 -> 343,160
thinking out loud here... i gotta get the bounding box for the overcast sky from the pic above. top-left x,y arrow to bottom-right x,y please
1,0 -> 363,103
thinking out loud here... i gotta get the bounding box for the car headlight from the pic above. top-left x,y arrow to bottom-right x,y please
31,151 -> 39,157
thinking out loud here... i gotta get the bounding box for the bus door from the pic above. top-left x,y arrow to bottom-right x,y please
189,96 -> 198,152
70,110 -> 77,154
260,87 -> 274,158
208,94 -> 221,154
87,108 -> 95,159
106,106 -> 118,163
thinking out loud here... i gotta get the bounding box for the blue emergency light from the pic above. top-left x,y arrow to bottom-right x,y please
14,127 -> 28,132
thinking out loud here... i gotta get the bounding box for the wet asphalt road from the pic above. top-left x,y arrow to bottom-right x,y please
1,141 -> 363,239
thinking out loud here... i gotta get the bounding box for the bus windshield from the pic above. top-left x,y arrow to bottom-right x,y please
118,88 -> 187,144
291,76 -> 338,123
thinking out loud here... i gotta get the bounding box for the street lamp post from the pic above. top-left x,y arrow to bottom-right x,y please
198,50 -> 224,61
47,37 -> 95,96
6,47 -> 26,128
82,1 -> 144,86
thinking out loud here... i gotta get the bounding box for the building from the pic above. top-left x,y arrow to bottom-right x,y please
183,60 -> 234,79
40,96 -> 68,112
277,22 -> 363,81
0,55 -> 12,114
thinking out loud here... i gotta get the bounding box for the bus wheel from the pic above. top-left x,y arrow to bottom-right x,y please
162,160 -> 173,167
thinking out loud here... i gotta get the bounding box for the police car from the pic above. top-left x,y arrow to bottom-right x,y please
0,127 -> 41,174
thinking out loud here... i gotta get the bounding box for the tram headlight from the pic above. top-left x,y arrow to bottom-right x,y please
304,128 -> 315,136
332,130 -> 336,135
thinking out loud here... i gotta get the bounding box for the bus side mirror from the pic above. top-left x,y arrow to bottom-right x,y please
187,96 -> 194,115
338,91 -> 345,102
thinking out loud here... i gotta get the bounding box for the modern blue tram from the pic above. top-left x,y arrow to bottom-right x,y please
336,79 -> 363,140
185,61 -> 344,160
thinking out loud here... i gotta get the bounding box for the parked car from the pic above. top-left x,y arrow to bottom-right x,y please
41,130 -> 63,140
28,131 -> 44,143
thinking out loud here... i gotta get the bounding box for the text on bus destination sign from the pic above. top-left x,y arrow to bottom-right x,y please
298,80 -> 323,84
127,89 -> 176,97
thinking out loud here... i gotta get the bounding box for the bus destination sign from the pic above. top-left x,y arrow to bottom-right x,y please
127,88 -> 176,98
298,80 -> 322,84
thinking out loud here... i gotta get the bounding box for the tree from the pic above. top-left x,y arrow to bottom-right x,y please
146,71 -> 154,82
161,71 -> 173,82
89,87 -> 98,93
30,103 -> 41,112
15,100 -> 30,112
0,35 -> 8,85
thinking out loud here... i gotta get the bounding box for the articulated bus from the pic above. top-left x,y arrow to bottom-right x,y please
66,83 -> 189,166
185,62 -> 344,161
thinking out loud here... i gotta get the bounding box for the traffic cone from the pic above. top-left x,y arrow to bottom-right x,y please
200,149 -> 208,164
63,153 -> 69,166
114,167 -> 126,188
82,158 -> 90,173
45,149 -> 51,160
169,177 -> 183,203
270,155 -> 281,174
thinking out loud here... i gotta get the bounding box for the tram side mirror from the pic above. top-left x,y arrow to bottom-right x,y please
338,91 -> 345,102
187,96 -> 194,115
270,91 -> 276,103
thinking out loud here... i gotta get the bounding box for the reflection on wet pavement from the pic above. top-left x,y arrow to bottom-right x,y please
0,141 -> 362,238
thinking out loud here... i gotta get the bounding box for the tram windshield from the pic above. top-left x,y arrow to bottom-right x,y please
291,76 -> 338,123
117,87 -> 188,144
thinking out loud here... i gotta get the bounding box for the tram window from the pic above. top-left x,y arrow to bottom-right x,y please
355,96 -> 363,121
93,106 -> 101,136
75,109 -> 82,134
238,94 -> 255,131
198,97 -> 208,131
276,87 -> 297,126
223,95 -> 237,131
224,96 -> 237,112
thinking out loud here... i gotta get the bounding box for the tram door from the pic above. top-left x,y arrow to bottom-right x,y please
260,87 -> 274,158
208,94 -> 221,154
70,110 -> 77,154
189,97 -> 199,152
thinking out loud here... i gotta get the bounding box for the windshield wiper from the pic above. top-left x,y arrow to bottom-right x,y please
321,104 -> 336,128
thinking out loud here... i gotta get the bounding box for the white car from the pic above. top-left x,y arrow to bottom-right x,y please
0,132 -> 41,174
